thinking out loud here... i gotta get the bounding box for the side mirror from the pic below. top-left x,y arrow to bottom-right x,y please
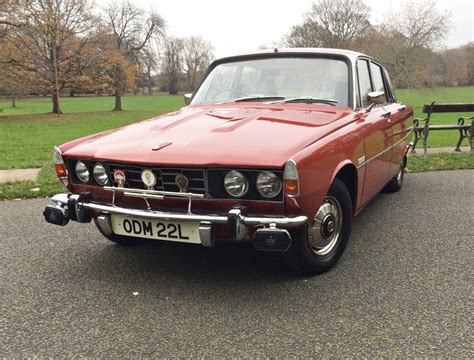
367,91 -> 386,105
184,93 -> 192,105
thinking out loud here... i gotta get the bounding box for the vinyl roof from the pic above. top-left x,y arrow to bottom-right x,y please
215,48 -> 371,63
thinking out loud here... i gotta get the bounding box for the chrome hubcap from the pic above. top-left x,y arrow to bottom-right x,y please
396,167 -> 403,184
307,196 -> 342,256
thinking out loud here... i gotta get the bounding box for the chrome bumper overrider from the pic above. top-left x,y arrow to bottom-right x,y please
47,193 -> 308,250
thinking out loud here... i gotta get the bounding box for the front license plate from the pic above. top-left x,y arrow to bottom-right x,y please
111,214 -> 201,244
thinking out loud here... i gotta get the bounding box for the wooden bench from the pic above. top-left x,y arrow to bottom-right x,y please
412,102 -> 474,154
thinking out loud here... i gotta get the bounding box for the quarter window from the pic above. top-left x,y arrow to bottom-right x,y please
370,62 -> 388,102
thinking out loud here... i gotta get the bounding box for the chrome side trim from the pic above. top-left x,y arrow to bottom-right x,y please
357,129 -> 413,169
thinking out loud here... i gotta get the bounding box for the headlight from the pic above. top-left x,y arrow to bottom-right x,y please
224,170 -> 248,198
75,161 -> 89,183
93,163 -> 108,185
256,171 -> 282,198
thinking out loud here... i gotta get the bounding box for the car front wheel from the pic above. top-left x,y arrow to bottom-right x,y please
285,178 -> 353,276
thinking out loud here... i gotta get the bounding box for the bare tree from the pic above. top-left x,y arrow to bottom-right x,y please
361,0 -> 451,88
2,0 -> 98,114
285,0 -> 371,48
162,37 -> 183,95
103,0 -> 165,111
181,36 -> 214,91
0,1 -> 23,29
137,45 -> 159,95
463,42 -> 474,85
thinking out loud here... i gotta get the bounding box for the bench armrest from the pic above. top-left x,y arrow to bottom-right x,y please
457,116 -> 474,125
413,117 -> 428,127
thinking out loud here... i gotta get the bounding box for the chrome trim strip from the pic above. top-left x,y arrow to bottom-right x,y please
123,192 -> 165,200
357,129 -> 413,169
50,193 -> 307,228
103,186 -> 205,199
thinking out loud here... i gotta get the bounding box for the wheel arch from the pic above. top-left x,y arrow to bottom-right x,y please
330,162 -> 358,215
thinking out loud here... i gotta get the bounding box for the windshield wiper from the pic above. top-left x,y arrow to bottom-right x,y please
270,96 -> 339,106
223,95 -> 286,103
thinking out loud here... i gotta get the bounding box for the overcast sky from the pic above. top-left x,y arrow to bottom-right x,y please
97,0 -> 473,58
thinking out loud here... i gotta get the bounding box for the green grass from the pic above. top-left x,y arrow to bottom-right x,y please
0,94 -> 184,169
0,166 -> 63,200
0,88 -> 473,200
406,152 -> 474,173
397,86 -> 474,148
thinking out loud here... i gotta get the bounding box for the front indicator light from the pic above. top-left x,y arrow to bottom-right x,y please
53,147 -> 67,177
54,163 -> 67,177
284,159 -> 299,196
53,147 -> 68,185
284,179 -> 299,195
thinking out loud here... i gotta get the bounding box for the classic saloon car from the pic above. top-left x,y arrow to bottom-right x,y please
44,48 -> 413,275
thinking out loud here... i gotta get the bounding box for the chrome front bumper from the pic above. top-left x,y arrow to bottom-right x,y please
47,193 -> 308,249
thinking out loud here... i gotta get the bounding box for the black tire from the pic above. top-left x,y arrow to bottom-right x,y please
285,178 -> 353,276
383,161 -> 404,193
93,218 -> 146,246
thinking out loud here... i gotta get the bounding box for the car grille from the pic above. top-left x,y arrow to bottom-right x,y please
106,163 -> 207,195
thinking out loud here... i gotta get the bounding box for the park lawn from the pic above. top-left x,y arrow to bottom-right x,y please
406,152 -> 474,173
396,86 -> 474,148
0,94 -> 184,169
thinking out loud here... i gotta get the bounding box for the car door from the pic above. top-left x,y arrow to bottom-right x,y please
379,66 -> 413,178
356,59 -> 393,206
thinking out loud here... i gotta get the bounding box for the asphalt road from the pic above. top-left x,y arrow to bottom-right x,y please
1,170 -> 473,357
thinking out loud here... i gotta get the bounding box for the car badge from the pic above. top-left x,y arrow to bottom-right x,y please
141,169 -> 157,190
175,173 -> 189,193
152,142 -> 172,151
113,170 -> 126,188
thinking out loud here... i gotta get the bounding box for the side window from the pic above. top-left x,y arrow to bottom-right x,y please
370,62 -> 388,103
357,60 -> 372,107
384,68 -> 396,102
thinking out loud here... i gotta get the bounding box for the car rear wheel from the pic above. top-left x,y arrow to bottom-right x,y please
285,178 -> 352,276
93,218 -> 146,246
383,161 -> 404,193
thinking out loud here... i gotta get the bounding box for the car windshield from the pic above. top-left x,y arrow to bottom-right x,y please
191,57 -> 350,107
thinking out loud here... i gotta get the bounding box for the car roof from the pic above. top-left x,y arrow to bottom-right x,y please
214,48 -> 372,64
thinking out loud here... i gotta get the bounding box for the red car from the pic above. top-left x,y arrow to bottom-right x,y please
44,48 -> 413,275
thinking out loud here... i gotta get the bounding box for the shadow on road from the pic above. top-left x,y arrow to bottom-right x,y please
60,193 -> 392,288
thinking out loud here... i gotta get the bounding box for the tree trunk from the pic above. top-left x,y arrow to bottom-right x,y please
12,96 -> 16,108
52,91 -> 61,114
114,90 -> 122,111
147,69 -> 153,95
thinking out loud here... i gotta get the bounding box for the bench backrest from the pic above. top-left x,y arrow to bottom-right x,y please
423,103 -> 474,114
